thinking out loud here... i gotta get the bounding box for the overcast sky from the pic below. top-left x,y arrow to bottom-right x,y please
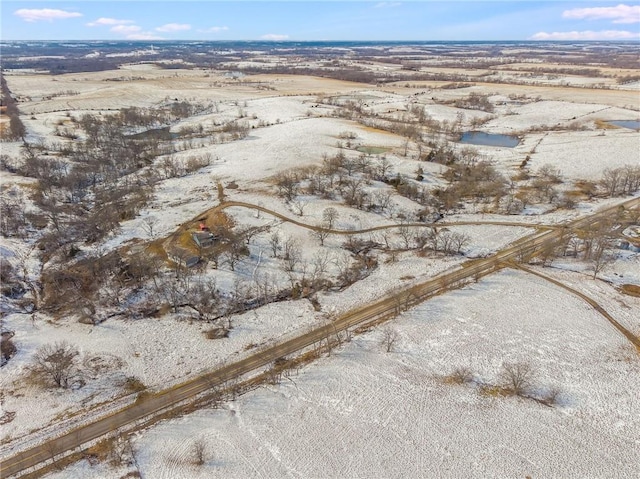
2,1 -> 639,41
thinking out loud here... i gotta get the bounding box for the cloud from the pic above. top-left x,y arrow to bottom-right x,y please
530,30 -> 640,40
200,26 -> 229,33
155,23 -> 191,33
261,34 -> 289,41
111,25 -> 142,34
374,2 -> 402,8
14,8 -> 82,22
563,4 -> 640,24
87,17 -> 134,27
96,23 -> 164,40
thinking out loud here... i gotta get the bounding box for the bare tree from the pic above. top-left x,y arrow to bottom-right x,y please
322,207 -> 339,229
141,216 -> 159,239
499,362 -> 534,396
223,233 -> 248,271
185,278 -> 221,321
269,231 -> 282,258
397,224 -> 414,250
450,232 -> 470,254
254,272 -> 275,304
29,341 -> 81,389
590,237 -> 614,279
380,327 -> 399,353
449,366 -> 474,384
275,171 -> 299,201
224,278 -> 249,320
371,190 -> 393,214
600,167 -> 622,197
291,197 -> 308,216
535,241 -> 555,267
191,437 -> 208,466
375,156 -> 393,180
310,250 -> 332,288
282,237 -> 301,272
0,197 -> 28,238
312,223 -> 331,246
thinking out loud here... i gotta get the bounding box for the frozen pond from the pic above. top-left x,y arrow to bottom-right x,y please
459,131 -> 520,148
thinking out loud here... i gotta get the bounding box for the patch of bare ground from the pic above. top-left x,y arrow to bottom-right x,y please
478,83 -> 639,107
594,119 -> 622,129
620,284 -> 640,297
246,74 -> 374,95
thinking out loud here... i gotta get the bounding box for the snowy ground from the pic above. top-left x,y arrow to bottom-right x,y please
1,62 -> 639,477
44,269 -> 640,479
1,197 -> 536,448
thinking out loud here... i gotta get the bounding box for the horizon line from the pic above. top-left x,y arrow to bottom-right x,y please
4,39 -> 640,43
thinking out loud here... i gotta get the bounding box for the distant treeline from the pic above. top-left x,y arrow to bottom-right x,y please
0,73 -> 26,141
3,41 -> 640,75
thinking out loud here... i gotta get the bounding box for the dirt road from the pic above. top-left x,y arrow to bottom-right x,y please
2,196 -> 638,478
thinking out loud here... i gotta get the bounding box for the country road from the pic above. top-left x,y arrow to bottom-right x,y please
2,196 -> 638,478
174,199 -> 564,239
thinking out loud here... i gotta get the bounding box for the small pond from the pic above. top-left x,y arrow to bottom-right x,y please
459,131 -> 519,148
606,120 -> 640,130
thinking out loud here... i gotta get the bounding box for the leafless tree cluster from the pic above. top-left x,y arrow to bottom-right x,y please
273,151 -> 439,221
436,160 -> 508,212
158,153 -> 212,179
578,225 -> 616,279
530,164 -> 563,200
0,181 -> 30,237
274,152 -> 376,210
416,227 -> 470,255
0,73 -> 26,141
421,142 -> 459,165
497,362 -> 562,405
335,252 -> 378,290
599,166 -> 640,197
447,362 -> 563,406
451,92 -> 495,112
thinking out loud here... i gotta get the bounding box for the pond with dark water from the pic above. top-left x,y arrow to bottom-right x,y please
459,131 -> 519,148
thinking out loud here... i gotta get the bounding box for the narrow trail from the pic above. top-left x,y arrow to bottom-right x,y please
164,198 -> 559,251
218,200 -> 562,234
507,262 -> 640,351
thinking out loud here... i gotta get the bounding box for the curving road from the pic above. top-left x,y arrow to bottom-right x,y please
2,196 -> 638,478
177,199 -> 562,236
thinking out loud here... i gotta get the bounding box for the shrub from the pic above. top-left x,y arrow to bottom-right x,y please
123,376 -> 146,393
449,366 -> 474,384
541,386 -> 562,406
203,327 -> 230,339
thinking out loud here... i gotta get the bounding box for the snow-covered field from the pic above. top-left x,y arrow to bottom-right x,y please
44,269 -> 640,479
1,59 -> 638,478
